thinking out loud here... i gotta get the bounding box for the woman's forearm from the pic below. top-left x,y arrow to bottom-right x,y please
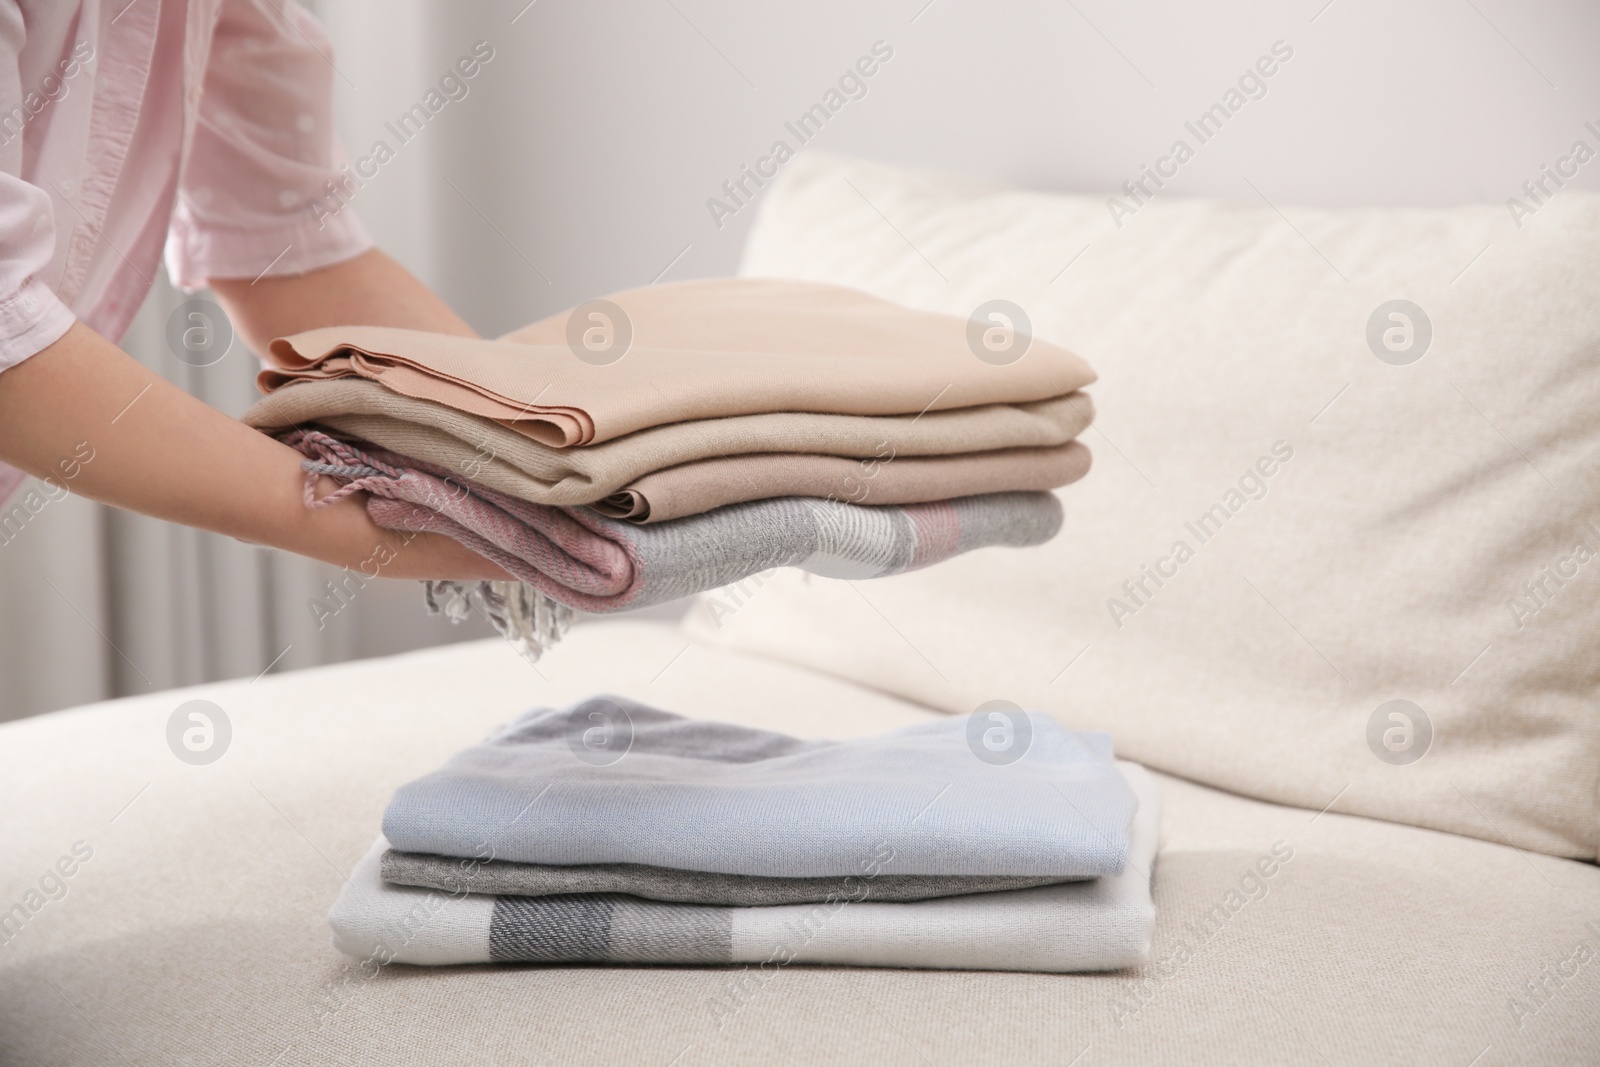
0,247 -> 506,578
210,247 -> 476,355
0,320 -> 506,579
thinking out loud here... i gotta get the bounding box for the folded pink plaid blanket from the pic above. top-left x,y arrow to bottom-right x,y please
285,429 -> 1062,623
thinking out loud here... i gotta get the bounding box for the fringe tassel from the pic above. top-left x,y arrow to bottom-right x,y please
422,580 -> 576,663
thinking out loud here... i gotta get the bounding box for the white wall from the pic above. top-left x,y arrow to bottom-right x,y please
321,0 -> 1600,336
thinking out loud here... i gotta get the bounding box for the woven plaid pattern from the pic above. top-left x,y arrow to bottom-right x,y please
327,764 -> 1160,973
283,430 -> 1063,613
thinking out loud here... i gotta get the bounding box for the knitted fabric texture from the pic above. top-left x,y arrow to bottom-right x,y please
381,850 -> 1077,907
260,278 -> 1098,446
381,696 -> 1135,878
244,376 -> 1097,521
330,763 -> 1160,973
285,429 -> 1064,618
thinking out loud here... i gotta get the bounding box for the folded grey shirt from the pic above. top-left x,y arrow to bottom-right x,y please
382,696 -> 1137,878
380,850 -> 1078,906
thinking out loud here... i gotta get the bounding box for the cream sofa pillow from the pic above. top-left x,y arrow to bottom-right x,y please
686,153 -> 1600,860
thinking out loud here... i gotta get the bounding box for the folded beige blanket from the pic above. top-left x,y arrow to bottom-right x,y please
259,278 -> 1097,446
591,443 -> 1089,521
244,378 -> 1095,520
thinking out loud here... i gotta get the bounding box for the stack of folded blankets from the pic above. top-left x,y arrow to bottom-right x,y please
243,279 -> 1097,658
329,696 -> 1160,974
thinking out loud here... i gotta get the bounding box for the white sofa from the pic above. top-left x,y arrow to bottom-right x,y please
1,621 -> 1596,1065
6,153 -> 1599,1064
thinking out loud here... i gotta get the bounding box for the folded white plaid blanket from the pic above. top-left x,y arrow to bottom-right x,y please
329,764 -> 1159,973
381,697 -> 1137,878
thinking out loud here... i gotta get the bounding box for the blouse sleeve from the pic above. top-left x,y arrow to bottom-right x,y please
163,0 -> 373,291
0,1 -> 77,373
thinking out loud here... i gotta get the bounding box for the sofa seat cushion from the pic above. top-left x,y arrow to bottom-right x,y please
2,622 -> 1595,1066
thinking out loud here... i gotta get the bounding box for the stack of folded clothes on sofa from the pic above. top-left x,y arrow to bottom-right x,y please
328,696 -> 1160,974
242,279 -> 1097,658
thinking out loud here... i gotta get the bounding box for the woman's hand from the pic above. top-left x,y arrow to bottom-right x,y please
0,249 -> 512,581
366,525 -> 515,582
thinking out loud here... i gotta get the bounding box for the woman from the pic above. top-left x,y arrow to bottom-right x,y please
0,0 -> 505,579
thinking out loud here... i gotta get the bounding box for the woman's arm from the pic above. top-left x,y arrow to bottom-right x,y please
0,250 -> 507,580
210,247 -> 474,356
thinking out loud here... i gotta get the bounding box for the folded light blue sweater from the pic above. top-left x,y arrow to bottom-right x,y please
383,696 -> 1136,878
